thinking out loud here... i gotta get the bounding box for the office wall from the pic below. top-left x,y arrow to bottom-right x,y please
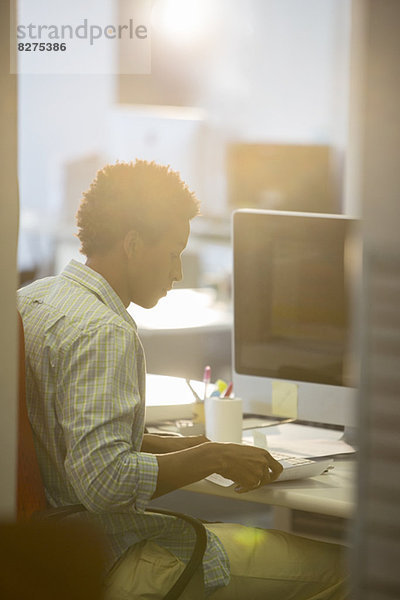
0,0 -> 19,518
18,0 -> 114,275
18,0 -> 352,274
350,0 -> 400,597
183,0 -> 352,215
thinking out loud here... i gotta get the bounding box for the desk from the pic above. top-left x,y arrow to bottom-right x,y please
149,456 -> 355,542
184,457 -> 355,520
162,418 -> 355,521
182,457 -> 355,540
146,376 -> 356,538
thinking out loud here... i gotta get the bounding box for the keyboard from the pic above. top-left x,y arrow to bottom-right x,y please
206,452 -> 334,487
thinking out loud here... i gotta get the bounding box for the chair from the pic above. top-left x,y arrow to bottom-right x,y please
14,313 -> 207,599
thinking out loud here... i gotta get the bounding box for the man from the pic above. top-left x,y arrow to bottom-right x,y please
18,160 -> 348,599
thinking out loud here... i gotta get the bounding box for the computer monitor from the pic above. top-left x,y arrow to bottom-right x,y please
227,143 -> 339,214
232,209 -> 359,429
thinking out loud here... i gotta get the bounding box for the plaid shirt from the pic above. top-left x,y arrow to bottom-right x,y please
17,260 -> 229,595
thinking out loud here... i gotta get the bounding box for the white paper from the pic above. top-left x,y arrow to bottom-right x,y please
244,423 -> 356,458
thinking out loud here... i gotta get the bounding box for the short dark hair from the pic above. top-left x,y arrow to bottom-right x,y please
76,160 -> 200,257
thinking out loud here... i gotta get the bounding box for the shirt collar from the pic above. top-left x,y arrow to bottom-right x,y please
61,260 -> 136,329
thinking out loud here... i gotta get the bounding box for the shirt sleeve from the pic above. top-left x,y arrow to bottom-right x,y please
56,322 -> 158,513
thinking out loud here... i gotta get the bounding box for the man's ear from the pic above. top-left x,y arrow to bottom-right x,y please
123,230 -> 142,259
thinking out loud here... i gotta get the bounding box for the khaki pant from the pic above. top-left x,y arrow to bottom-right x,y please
105,523 -> 349,600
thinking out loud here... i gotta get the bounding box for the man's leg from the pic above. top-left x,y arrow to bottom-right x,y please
104,540 -> 204,600
206,523 -> 349,600
104,524 -> 348,599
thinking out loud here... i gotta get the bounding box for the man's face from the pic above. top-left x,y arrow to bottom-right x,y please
127,218 -> 190,308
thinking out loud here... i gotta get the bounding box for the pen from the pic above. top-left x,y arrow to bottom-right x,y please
216,379 -> 228,394
223,382 -> 233,398
210,379 -> 228,397
203,365 -> 211,400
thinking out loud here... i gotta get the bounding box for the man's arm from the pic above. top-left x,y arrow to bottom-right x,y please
141,433 -> 209,454
58,325 -> 160,513
58,326 -> 282,510
142,433 -> 283,496
153,441 -> 283,497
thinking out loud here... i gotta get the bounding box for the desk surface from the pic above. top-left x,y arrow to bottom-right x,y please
183,457 -> 355,519
146,385 -> 357,520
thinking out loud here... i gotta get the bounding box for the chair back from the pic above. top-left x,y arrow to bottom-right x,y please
17,312 -> 47,520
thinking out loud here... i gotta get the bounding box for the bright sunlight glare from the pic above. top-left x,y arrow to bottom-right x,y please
129,289 -> 231,330
151,0 -> 215,44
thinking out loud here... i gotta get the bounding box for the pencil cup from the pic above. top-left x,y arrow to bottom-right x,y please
204,396 -> 243,443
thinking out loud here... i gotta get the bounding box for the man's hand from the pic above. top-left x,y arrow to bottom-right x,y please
215,443 -> 283,493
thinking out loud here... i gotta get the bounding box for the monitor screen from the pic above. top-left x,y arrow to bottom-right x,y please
232,209 -> 358,427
